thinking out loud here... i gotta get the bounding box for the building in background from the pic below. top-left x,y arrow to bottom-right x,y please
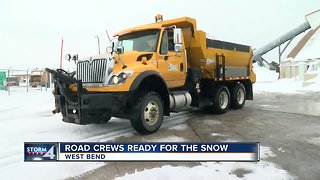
29,69 -> 48,87
281,26 -> 320,81
6,77 -> 19,86
12,73 -> 30,85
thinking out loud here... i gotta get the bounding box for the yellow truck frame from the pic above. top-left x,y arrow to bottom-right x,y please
46,15 -> 256,134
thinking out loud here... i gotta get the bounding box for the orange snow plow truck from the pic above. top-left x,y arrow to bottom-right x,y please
46,15 -> 256,134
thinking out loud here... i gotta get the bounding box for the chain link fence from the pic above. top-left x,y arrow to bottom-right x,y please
0,68 -> 52,95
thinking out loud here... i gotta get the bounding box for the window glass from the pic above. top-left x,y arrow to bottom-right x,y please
118,30 -> 160,52
122,41 -> 133,52
168,30 -> 174,51
160,31 -> 168,54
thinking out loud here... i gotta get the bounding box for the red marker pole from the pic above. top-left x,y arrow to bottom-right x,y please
60,38 -> 64,69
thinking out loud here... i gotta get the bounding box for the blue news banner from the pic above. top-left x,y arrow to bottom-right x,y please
24,142 -> 259,162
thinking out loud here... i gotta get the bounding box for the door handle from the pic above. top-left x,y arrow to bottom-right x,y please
180,63 -> 183,71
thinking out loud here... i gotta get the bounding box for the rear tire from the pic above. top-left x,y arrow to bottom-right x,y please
130,92 -> 164,134
230,83 -> 246,109
210,85 -> 230,114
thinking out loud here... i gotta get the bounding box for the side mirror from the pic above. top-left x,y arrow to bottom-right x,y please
117,46 -> 124,54
173,28 -> 182,44
72,54 -> 78,61
173,28 -> 183,52
65,54 -> 71,61
174,44 -> 183,52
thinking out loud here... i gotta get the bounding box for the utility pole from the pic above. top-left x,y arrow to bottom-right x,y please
7,69 -> 10,96
26,69 -> 28,93
60,38 -> 64,69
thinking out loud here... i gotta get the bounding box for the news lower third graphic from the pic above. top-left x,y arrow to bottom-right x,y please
24,142 -> 259,162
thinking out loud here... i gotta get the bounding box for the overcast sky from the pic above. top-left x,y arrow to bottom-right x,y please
0,0 -> 319,69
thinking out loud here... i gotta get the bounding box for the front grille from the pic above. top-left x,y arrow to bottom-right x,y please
76,59 -> 107,83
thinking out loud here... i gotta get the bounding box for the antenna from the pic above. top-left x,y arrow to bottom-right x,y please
106,30 -> 112,43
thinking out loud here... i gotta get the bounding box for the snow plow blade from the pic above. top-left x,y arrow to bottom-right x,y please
45,68 -> 123,125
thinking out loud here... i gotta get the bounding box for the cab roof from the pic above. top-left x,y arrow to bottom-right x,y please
114,17 -> 197,36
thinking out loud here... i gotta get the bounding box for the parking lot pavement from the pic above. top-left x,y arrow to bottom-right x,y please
72,92 -> 320,180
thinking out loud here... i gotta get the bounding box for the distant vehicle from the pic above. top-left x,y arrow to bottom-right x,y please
29,70 -> 47,87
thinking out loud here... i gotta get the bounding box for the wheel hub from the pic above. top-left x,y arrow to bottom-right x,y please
144,101 -> 159,126
219,91 -> 228,109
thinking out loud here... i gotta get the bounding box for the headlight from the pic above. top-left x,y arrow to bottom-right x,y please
108,71 -> 133,85
112,76 -> 119,84
106,46 -> 113,54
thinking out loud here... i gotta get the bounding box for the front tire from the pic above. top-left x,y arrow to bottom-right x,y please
130,92 -> 164,134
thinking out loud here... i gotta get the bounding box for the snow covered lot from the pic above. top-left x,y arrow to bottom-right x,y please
0,70 -> 319,179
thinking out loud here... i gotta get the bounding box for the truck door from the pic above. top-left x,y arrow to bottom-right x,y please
157,29 -> 186,88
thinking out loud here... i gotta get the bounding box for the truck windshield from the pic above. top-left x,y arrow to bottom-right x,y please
118,30 -> 160,52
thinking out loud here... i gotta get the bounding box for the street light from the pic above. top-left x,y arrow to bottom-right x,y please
95,36 -> 101,54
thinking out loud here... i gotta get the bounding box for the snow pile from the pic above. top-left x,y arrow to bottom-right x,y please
0,89 -> 133,179
253,63 -> 279,82
253,63 -> 320,93
254,74 -> 320,93
254,78 -> 303,93
304,72 -> 320,91
116,146 -> 293,180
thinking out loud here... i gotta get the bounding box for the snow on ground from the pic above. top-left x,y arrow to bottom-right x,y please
211,133 -> 228,137
253,64 -> 320,93
147,136 -> 187,142
1,64 -> 318,179
306,137 -> 320,146
304,71 -> 320,91
0,87 -> 134,180
254,78 -> 313,93
116,146 -> 293,180
168,124 -> 188,131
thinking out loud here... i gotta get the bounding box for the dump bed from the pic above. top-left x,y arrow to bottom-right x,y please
187,30 -> 255,82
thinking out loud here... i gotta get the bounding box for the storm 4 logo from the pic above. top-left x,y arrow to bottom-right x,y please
24,143 -> 57,161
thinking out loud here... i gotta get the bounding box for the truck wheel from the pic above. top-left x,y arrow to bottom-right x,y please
230,83 -> 246,109
211,85 -> 230,114
130,92 -> 164,134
